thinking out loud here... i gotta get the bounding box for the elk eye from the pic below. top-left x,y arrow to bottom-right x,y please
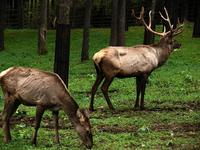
87,130 -> 91,135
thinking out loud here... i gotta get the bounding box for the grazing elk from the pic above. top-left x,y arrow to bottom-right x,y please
89,7 -> 183,111
0,67 -> 93,149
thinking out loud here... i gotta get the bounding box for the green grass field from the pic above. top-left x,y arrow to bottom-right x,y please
0,24 -> 200,149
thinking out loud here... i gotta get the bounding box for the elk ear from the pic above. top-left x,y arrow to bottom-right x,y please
76,108 -> 83,118
76,108 -> 85,122
84,109 -> 91,118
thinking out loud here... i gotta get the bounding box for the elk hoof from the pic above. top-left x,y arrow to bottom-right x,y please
54,137 -> 60,144
134,104 -> 140,110
89,107 -> 95,112
31,140 -> 37,146
140,106 -> 145,110
109,107 -> 115,111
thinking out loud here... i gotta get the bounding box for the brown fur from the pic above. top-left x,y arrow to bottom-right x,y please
89,7 -> 183,111
0,67 -> 93,149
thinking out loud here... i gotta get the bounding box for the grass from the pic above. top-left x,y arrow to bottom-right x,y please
0,24 -> 200,149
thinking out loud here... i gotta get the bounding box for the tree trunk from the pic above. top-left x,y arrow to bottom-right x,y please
0,0 -> 6,51
54,0 -> 72,87
125,0 -> 131,31
117,0 -> 126,46
17,0 -> 24,28
143,0 -> 157,44
109,0 -> 118,46
81,0 -> 92,62
179,0 -> 187,23
38,0 -> 48,55
192,0 -> 200,37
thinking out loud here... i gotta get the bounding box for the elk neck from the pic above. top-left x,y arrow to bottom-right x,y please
152,40 -> 172,67
60,94 -> 80,125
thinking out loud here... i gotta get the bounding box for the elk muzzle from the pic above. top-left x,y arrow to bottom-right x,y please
173,40 -> 181,49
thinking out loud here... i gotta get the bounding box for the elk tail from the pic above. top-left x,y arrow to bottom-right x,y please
92,50 -> 106,71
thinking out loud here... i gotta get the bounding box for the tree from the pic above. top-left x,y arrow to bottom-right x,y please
125,0 -> 131,31
0,0 -> 6,51
143,0 -> 157,44
110,0 -> 118,46
179,0 -> 188,23
38,0 -> 48,55
117,0 -> 126,46
54,0 -> 72,87
81,0 -> 92,62
110,0 -> 126,46
17,0 -> 24,28
192,0 -> 200,37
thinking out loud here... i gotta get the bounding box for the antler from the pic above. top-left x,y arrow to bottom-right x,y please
132,7 -> 184,37
159,7 -> 173,30
132,6 -> 167,37
172,19 -> 184,37
159,7 -> 184,36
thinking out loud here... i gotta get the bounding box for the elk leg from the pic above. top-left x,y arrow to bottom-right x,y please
89,74 -> 104,111
101,77 -> 114,110
52,111 -> 60,144
140,76 -> 148,110
135,76 -> 141,108
2,100 -> 20,143
32,106 -> 45,145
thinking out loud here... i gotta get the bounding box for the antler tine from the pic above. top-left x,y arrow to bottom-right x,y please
132,6 -> 149,30
148,11 -> 152,28
163,26 -> 166,33
177,18 -> 180,25
173,23 -> 184,37
159,7 -> 173,30
132,6 -> 144,20
133,6 -> 166,37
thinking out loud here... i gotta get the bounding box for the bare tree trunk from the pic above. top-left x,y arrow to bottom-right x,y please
0,0 -> 6,51
192,0 -> 200,37
110,0 -> 118,46
81,0 -> 92,62
179,0 -> 187,23
38,0 -> 47,55
125,0 -> 131,31
117,0 -> 126,46
16,0 -> 24,28
143,0 -> 157,44
54,0 -> 72,87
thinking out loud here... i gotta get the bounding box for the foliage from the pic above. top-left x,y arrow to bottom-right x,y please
0,24 -> 200,149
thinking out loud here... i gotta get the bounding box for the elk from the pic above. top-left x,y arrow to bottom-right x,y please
0,67 -> 93,149
89,7 -> 183,111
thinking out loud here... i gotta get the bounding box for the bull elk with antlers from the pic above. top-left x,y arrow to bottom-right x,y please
89,7 -> 183,111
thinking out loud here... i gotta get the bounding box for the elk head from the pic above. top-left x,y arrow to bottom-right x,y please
75,108 -> 93,149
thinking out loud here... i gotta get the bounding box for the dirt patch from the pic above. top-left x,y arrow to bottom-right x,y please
152,123 -> 200,132
97,123 -> 200,134
92,100 -> 200,118
0,115 -> 199,137
150,100 -> 200,111
98,124 -> 138,133
75,89 -> 119,97
0,115 -> 73,129
0,100 -> 199,133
